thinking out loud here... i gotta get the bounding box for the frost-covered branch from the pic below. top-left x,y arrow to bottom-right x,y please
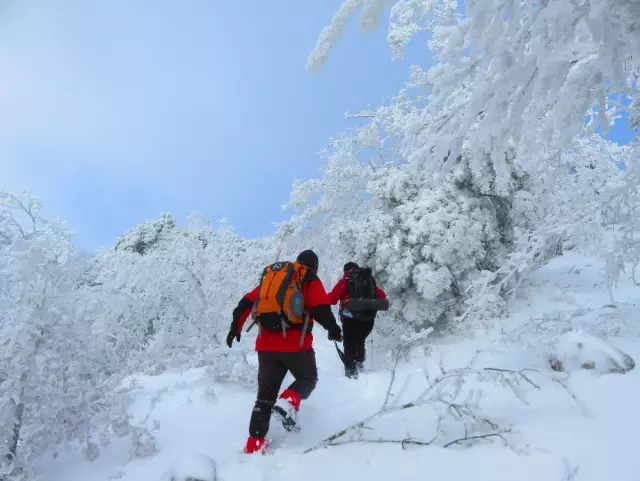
307,0 -> 391,72
309,0 -> 638,182
305,324 -> 591,455
0,188 -> 142,478
304,339 -> 588,455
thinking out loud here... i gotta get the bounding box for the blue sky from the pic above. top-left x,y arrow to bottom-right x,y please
0,1 -> 636,252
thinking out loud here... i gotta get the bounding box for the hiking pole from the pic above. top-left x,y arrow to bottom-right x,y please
334,341 -> 346,366
370,330 -> 374,370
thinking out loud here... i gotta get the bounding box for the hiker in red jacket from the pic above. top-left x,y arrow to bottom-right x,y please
328,262 -> 387,378
226,249 -> 342,454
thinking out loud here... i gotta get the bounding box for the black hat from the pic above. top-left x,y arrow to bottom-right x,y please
296,249 -> 319,272
343,262 -> 359,272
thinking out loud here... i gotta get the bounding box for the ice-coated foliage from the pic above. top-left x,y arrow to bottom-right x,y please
0,189 -> 131,479
95,215 -> 271,379
629,96 -> 640,131
0,191 -> 273,479
280,133 -> 539,339
3,1 -> 640,478
114,212 -> 177,255
301,0 -> 638,335
309,0 -> 639,181
335,153 -> 530,331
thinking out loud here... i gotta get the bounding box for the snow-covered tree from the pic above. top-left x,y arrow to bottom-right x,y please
95,213 -> 271,382
2,3 -> 638,475
281,130 -> 533,338
629,96 -> 640,131
0,189 -> 130,479
298,0 -> 639,335
275,131 -> 379,288
309,0 -> 639,182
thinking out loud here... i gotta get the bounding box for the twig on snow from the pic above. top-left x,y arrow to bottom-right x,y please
442,431 -> 510,448
551,376 -> 592,417
382,348 -> 402,409
304,354 -> 517,454
483,367 -> 541,390
561,457 -> 580,481
305,344 -> 589,456
320,435 -> 438,450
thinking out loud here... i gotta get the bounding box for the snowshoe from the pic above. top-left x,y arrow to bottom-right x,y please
272,399 -> 301,433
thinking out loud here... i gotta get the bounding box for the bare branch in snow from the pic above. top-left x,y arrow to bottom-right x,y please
442,431 -> 510,448
305,341 -> 590,455
561,457 -> 580,481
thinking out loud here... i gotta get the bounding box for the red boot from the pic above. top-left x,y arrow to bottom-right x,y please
244,436 -> 271,454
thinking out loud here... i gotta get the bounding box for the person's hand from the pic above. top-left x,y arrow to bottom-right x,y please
226,329 -> 240,348
327,324 -> 342,342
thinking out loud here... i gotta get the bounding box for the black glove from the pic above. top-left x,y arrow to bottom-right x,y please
226,329 -> 240,348
327,323 -> 342,342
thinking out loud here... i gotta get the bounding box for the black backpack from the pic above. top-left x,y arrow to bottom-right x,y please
345,267 -> 379,320
346,267 -> 377,299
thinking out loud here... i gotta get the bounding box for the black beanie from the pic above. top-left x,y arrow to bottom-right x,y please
296,249 -> 319,271
343,262 -> 359,272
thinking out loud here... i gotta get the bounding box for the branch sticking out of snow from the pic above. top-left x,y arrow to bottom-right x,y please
561,457 -> 580,481
305,338 -> 591,456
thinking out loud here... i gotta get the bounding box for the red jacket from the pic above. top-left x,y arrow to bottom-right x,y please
328,268 -> 387,320
231,268 -> 338,352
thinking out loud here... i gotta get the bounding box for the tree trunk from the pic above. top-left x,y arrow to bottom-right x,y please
0,378 -> 26,480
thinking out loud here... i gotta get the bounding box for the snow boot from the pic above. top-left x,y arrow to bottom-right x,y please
244,436 -> 271,454
345,364 -> 358,379
272,388 -> 301,432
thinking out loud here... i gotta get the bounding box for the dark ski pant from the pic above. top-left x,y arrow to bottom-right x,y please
249,349 -> 318,438
342,318 -> 374,378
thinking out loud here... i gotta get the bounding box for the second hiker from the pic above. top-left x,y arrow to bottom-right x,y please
226,249 -> 343,454
328,262 -> 387,378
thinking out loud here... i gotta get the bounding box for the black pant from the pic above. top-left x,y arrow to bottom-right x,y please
249,349 -> 318,438
341,318 -> 374,378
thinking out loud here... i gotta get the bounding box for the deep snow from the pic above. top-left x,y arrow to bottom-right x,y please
35,250 -> 640,481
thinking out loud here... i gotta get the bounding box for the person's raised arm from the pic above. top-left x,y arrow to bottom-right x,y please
303,271 -> 342,341
327,277 -> 347,305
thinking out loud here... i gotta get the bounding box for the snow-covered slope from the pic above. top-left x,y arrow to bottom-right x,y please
35,251 -> 640,481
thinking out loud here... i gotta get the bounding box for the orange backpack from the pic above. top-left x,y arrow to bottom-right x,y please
249,261 -> 310,333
